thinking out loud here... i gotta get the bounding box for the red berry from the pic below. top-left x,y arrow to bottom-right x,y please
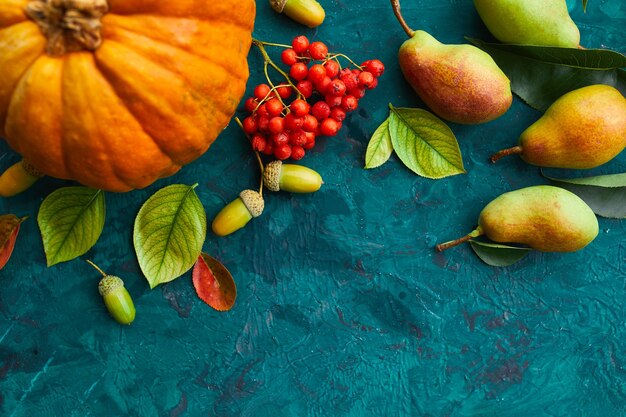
369,78 -> 379,89
320,118 -> 340,136
275,83 -> 293,99
257,116 -> 270,132
324,60 -> 340,78
314,76 -> 332,95
364,59 -> 385,77
242,116 -> 257,134
341,95 -> 358,112
340,73 -> 359,91
284,113 -> 304,130
325,94 -> 342,107
290,99 -> 310,117
289,129 -> 307,146
265,98 -> 284,117
256,104 -> 270,118
271,131 -> 289,146
296,80 -> 314,98
251,134 -> 266,152
308,41 -> 328,60
292,36 -> 310,54
268,116 -> 285,134
254,84 -> 271,100
339,68 -> 352,78
328,79 -> 346,96
303,131 -> 316,149
330,106 -> 346,122
307,64 -> 327,84
274,143 -> 292,160
311,101 -> 331,120
244,97 -> 259,113
358,71 -> 376,88
263,141 -> 275,156
291,145 -> 306,160
348,86 -> 366,99
290,62 -> 308,81
302,114 -> 318,132
281,48 -> 298,66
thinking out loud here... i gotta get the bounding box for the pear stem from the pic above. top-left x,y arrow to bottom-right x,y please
390,0 -> 415,38
436,228 -> 483,252
490,146 -> 523,163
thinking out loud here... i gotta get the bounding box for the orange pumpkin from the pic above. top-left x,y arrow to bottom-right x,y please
0,0 -> 255,192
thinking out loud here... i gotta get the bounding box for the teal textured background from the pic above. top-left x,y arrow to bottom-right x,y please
1,1 -> 626,416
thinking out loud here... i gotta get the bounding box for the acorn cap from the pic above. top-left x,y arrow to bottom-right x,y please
263,160 -> 283,192
239,189 -> 264,218
269,0 -> 287,13
98,275 -> 124,296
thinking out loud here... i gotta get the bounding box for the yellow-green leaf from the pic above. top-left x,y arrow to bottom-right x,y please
388,105 -> 465,179
133,184 -> 206,288
38,187 -> 105,266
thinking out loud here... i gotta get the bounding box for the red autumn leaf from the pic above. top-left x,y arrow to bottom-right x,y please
192,253 -> 236,311
0,215 -> 27,270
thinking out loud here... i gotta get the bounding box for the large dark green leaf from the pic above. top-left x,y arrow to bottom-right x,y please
468,38 -> 626,111
469,240 -> 532,267
544,172 -> 626,219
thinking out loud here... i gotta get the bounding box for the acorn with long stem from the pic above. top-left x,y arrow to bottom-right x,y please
87,260 -> 136,325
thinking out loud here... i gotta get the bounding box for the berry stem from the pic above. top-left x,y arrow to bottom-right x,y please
327,53 -> 363,70
235,117 -> 265,196
253,40 -> 292,49
490,146 -> 523,163
436,228 -> 484,252
252,38 -> 304,100
86,259 -> 107,278
390,0 -> 415,38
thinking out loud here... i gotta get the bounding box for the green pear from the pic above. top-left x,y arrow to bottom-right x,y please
491,85 -> 626,169
391,0 -> 512,124
474,0 -> 580,48
437,185 -> 599,253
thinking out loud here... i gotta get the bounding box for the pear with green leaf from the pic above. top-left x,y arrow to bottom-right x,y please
491,85 -> 626,169
473,0 -> 580,48
436,186 -> 598,253
391,0 -> 512,124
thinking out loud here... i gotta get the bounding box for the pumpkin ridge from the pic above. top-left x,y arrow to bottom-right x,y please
102,16 -> 250,80
63,52 -> 180,189
93,39 -> 236,165
0,22 -> 46,135
101,25 -> 240,121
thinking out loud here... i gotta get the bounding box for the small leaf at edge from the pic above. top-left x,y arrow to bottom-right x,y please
470,240 -> 532,267
0,215 -> 27,270
365,117 -> 393,169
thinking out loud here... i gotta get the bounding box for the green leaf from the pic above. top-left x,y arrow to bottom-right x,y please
543,172 -> 626,218
365,117 -> 393,169
388,105 -> 465,179
468,38 -> 626,111
38,187 -> 105,266
469,240 -> 532,267
582,0 -> 588,12
134,184 -> 206,288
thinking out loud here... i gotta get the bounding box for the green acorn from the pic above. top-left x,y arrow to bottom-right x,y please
263,160 -> 323,193
269,0 -> 325,28
212,189 -> 264,236
87,260 -> 136,325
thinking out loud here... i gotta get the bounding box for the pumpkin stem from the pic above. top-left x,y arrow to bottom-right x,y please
25,0 -> 109,56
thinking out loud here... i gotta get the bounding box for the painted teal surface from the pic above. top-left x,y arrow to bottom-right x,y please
1,1 -> 626,416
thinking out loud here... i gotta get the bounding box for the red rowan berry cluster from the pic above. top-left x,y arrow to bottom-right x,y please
241,35 -> 385,161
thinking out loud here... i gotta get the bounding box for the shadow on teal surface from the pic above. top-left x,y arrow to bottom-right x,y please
1,1 -> 626,416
